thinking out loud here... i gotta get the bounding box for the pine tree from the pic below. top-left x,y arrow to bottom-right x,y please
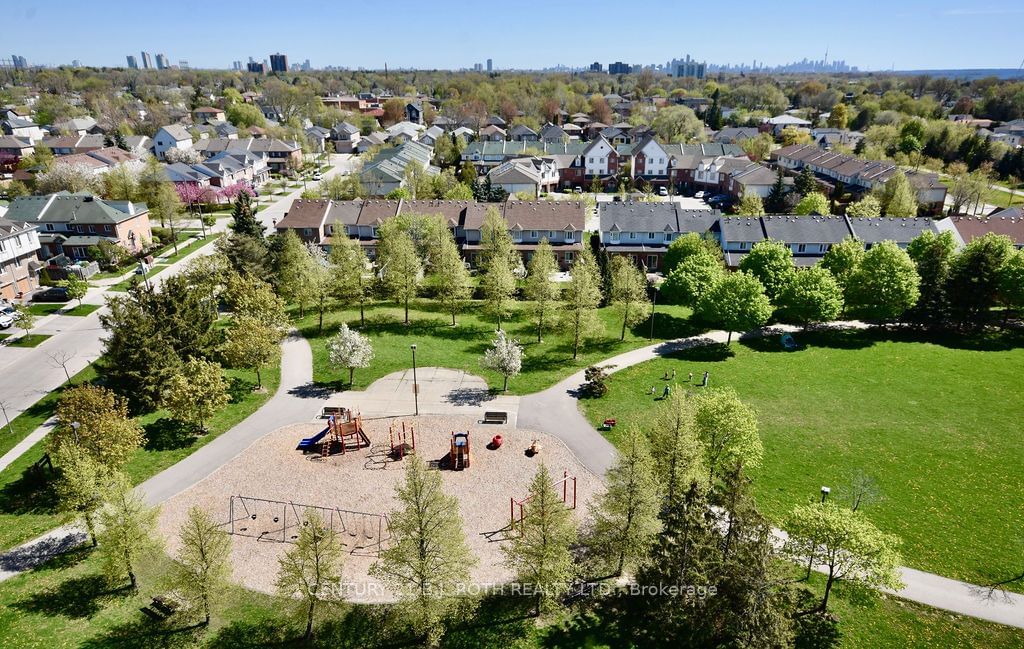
524,239 -> 561,343
276,509 -> 344,643
561,246 -> 603,359
795,165 -> 818,197
371,455 -> 477,645
504,464 -> 578,616
230,190 -> 264,238
171,506 -> 232,625
764,168 -> 788,214
587,425 -> 660,576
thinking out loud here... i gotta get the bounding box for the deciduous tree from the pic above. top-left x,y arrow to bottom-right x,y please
692,388 -> 763,484
738,239 -> 794,302
171,506 -> 232,625
221,315 -> 282,390
877,170 -> 918,217
794,191 -> 830,216
275,509 -> 344,643
163,358 -> 230,433
329,232 -> 371,326
609,256 -> 651,340
429,227 -> 471,325
735,193 -> 765,216
378,226 -> 422,324
54,445 -> 115,547
561,246 -> 603,358
327,323 -> 374,386
524,239 -> 560,342
846,241 -> 920,321
695,272 -> 773,345
97,473 -> 162,591
845,194 -> 881,218
946,232 -> 1014,328
777,266 -> 844,326
481,329 -> 523,391
51,384 -> 144,468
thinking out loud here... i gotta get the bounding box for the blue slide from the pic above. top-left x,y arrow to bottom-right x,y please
296,427 -> 329,451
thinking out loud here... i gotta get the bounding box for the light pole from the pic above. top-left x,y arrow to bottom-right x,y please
410,344 -> 419,416
0,401 -> 13,436
649,285 -> 659,341
71,421 -> 81,444
820,486 -> 830,504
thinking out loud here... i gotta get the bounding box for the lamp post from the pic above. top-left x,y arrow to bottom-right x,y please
649,284 -> 659,341
410,344 -> 419,416
0,401 -> 13,436
71,421 -> 80,444
820,486 -> 830,504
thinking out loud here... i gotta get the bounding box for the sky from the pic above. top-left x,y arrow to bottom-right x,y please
6,0 -> 1023,72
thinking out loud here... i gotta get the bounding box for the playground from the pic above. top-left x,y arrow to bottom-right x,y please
156,414 -> 602,602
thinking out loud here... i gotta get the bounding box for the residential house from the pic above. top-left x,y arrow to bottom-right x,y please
360,141 -> 437,196
940,213 -> 1024,249
539,123 -> 571,143
772,144 -> 947,214
193,106 -> 226,123
487,201 -> 584,270
811,128 -> 864,150
509,124 -> 539,142
51,116 -> 101,136
153,124 -> 194,161
600,202 -> 694,271
453,126 -> 475,140
847,216 -> 939,250
728,163 -> 791,199
761,215 -> 853,266
765,114 -> 812,136
330,122 -> 361,153
487,157 -> 559,197
41,134 -> 105,156
991,120 -> 1024,148
479,125 -> 507,141
192,137 -> 301,173
713,127 -> 760,144
1,110 -> 44,143
356,132 -> 387,154
0,136 -> 34,169
631,136 -> 670,187
5,193 -> 151,260
305,126 -> 331,152
406,101 -> 424,125
461,140 -> 587,174
274,199 -> 333,244
719,216 -> 767,267
418,125 -> 445,147
385,121 -> 425,144
0,218 -> 43,300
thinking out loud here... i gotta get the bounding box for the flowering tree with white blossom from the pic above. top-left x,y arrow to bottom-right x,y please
327,323 -> 374,386
481,329 -> 523,391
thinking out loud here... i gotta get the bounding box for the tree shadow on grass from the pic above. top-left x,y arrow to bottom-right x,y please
78,617 -> 205,649
0,465 -> 58,515
143,418 -> 199,452
661,339 -> 736,363
227,376 -> 257,403
441,593 -> 539,649
14,571 -> 132,619
632,312 -> 707,341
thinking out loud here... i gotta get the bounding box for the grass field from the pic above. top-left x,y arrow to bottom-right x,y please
3,334 -> 52,348
0,542 -> 1020,649
579,328 -> 1024,590
295,299 -> 700,395
0,363 -> 281,552
24,304 -> 100,317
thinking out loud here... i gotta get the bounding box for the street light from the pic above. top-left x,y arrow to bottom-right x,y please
820,486 -> 831,504
71,421 -> 81,444
410,344 -> 419,416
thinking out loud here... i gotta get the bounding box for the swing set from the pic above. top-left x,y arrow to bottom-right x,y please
508,470 -> 577,535
226,495 -> 390,555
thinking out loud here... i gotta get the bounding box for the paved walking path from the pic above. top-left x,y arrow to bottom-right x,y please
520,321 -> 1024,630
1,318 -> 1022,630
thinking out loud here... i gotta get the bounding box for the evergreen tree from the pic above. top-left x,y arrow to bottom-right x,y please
524,239 -> 561,343
503,464 -> 578,616
371,455 -> 477,645
230,190 -> 264,238
764,169 -> 788,214
561,246 -> 603,359
795,165 -> 818,197
217,231 -> 272,281
587,425 -> 661,575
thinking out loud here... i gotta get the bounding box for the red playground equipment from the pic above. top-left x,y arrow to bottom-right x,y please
509,470 -> 577,534
449,432 -> 470,470
320,411 -> 370,457
389,421 -> 416,459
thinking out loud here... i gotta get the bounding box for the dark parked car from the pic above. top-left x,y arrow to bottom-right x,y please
31,287 -> 70,303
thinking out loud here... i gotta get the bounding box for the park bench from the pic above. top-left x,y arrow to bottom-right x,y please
321,406 -> 348,419
483,411 -> 508,425
141,595 -> 179,620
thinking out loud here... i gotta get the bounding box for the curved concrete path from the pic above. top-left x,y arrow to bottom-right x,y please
520,323 -> 1024,630
2,320 -> 1023,630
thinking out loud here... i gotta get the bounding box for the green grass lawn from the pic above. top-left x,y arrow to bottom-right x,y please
4,334 -> 51,348
24,303 -> 100,317
0,363 -> 280,552
157,232 -> 222,265
580,328 -> 1024,590
0,542 -> 1020,649
107,266 -> 169,292
296,299 -> 699,395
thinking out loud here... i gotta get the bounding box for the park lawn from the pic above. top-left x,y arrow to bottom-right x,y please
107,265 -> 170,292
0,363 -> 281,552
0,545 -> 1021,649
4,335 -> 51,348
24,303 -> 100,317
579,328 -> 1024,591
295,298 -> 699,395
158,232 -> 222,265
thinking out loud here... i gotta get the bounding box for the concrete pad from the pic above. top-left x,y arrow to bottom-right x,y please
331,367 -> 520,426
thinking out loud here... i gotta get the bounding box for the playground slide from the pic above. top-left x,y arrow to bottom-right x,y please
296,427 -> 329,451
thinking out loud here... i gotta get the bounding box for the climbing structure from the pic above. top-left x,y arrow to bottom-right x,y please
449,431 -> 470,470
389,421 -> 416,459
321,411 -> 370,457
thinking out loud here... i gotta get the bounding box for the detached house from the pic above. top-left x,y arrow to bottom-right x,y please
5,193 -> 152,261
0,218 -> 43,301
486,157 -> 558,197
153,124 -> 194,161
509,124 -> 539,142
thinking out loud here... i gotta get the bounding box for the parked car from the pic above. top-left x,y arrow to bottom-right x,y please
658,187 -> 668,196
31,287 -> 70,303
312,172 -> 322,181
0,309 -> 14,329
707,194 -> 730,206
573,186 -> 583,194
694,191 -> 706,199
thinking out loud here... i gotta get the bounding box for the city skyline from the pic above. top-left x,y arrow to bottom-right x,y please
4,0 -> 1023,72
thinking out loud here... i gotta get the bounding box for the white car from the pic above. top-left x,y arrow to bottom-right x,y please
0,306 -> 15,329
658,187 -> 668,196
312,172 -> 323,181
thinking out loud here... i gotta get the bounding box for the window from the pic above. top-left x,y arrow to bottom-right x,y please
104,225 -> 112,233
512,230 -> 522,242
797,243 -> 806,253
647,255 -> 658,269
564,251 -> 574,264
46,224 -> 54,231
565,231 -> 574,242
371,227 -> 379,238
589,157 -> 594,163
599,157 -> 605,164
648,232 -> 655,240
87,225 -> 95,234
739,241 -> 751,250
530,230 -> 537,239
630,232 -> 637,239
303,228 -> 313,237
610,232 -> 620,243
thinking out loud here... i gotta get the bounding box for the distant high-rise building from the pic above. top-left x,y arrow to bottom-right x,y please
247,61 -> 266,74
486,58 -> 493,72
675,54 -> 706,79
589,61 -> 603,72
473,62 -> 483,71
126,55 -> 138,69
71,60 -> 81,67
179,60 -> 189,71
232,61 -> 242,71
608,61 -> 631,75
141,51 -> 153,69
302,59 -> 311,71
269,53 -> 288,73
155,53 -> 169,70
14,55 -> 28,70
